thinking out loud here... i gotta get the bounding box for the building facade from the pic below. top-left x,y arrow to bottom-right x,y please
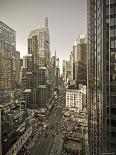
87,0 -> 116,154
0,52 -> 16,90
71,35 -> 87,85
0,21 -> 16,90
0,21 -> 16,53
66,89 -> 83,111
23,17 -> 52,109
62,60 -> 71,83
12,51 -> 20,83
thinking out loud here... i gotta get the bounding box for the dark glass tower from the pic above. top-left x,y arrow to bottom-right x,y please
87,0 -> 116,154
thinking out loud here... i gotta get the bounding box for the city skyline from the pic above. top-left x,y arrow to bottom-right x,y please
0,0 -> 87,70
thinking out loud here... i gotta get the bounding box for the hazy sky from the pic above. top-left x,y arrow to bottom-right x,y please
0,0 -> 87,69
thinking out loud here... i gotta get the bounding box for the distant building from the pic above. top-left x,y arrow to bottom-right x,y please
66,89 -> 83,111
71,35 -> 87,85
79,84 -> 86,108
20,56 -> 27,90
20,58 -> 23,68
66,85 -> 86,111
12,51 -> 20,83
62,60 -> 71,83
23,17 -> 52,109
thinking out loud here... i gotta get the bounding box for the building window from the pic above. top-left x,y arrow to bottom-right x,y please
110,0 -> 116,4
110,18 -> 115,26
111,119 -> 116,127
111,40 -> 115,48
110,8 -> 114,15
110,29 -> 115,37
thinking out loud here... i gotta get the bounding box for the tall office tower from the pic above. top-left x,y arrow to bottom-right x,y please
0,52 -> 16,90
62,60 -> 71,83
71,35 -> 87,85
24,17 -> 52,109
70,50 -> 75,81
0,21 -> 16,90
0,21 -> 16,53
87,0 -> 116,154
12,51 -> 20,84
62,60 -> 66,80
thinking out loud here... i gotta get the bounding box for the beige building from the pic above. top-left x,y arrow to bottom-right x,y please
0,52 -> 16,90
0,21 -> 18,90
66,89 -> 83,110
66,85 -> 86,110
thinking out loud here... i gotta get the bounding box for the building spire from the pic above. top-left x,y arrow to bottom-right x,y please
45,17 -> 48,28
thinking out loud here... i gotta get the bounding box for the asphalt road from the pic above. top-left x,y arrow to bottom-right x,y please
30,95 -> 64,155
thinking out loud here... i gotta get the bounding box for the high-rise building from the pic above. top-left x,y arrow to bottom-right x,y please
0,52 -> 16,90
0,21 -> 16,90
12,51 -> 20,83
24,17 -> 52,109
62,60 -> 71,83
71,35 -> 87,85
87,0 -> 116,154
0,21 -> 16,53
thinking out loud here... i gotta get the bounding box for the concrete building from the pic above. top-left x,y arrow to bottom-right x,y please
87,0 -> 116,154
62,60 -> 71,83
20,58 -> 23,68
79,84 -> 86,108
20,56 -> 27,89
0,52 -> 16,90
23,17 -> 52,109
12,51 -> 20,83
66,89 -> 83,111
0,21 -> 16,53
0,21 -> 17,90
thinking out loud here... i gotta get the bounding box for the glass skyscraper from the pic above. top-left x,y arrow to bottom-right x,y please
87,0 -> 116,154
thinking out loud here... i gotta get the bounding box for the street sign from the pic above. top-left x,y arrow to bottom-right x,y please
20,101 -> 26,111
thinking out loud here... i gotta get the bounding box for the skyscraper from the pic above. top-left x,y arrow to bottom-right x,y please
24,17 -> 52,109
62,60 -> 71,83
71,35 -> 87,85
87,0 -> 116,154
0,52 -> 16,90
0,21 -> 16,53
12,51 -> 20,83
0,21 -> 16,90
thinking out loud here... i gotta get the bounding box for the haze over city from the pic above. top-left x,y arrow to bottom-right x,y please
0,0 -> 87,70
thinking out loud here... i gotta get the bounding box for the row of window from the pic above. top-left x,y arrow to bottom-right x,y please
111,40 -> 116,48
110,29 -> 116,37
106,0 -> 116,5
